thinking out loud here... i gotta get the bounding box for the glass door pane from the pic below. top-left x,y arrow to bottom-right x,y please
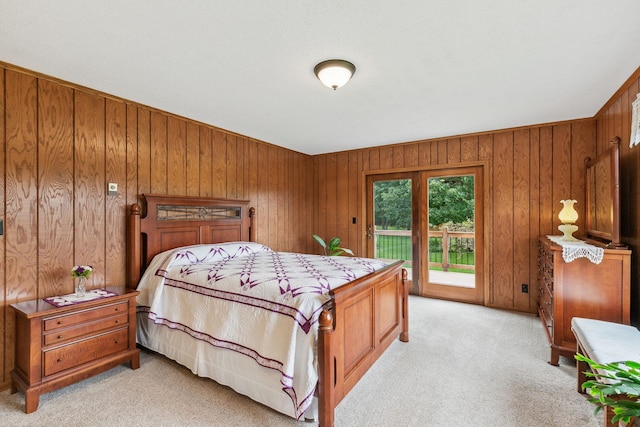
427,175 -> 475,288
420,165 -> 483,305
371,178 -> 413,276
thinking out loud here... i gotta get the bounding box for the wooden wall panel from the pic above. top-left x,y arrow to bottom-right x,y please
126,105 -> 138,206
528,128 -> 541,307
226,134 -> 237,199
379,147 -> 393,170
492,132 -> 514,307
212,130 -> 226,198
276,149 -> 285,250
199,126 -> 212,197
404,144 -> 418,168
551,124 -> 572,222
236,137 -> 246,199
0,67 -> 6,384
418,141 -> 430,166
5,71 -> 38,385
460,136 -> 478,163
336,152 -> 350,251
538,127 -> 554,235
267,146 -> 278,246
447,138 -> 461,164
246,138 -> 258,239
38,80 -> 74,297
255,142 -> 269,245
105,99 -> 127,285
186,123 -> 200,196
150,112 -> 167,194
314,155 -> 327,246
75,91 -> 106,284
348,151 -> 360,254
0,63 -> 314,389
136,108 -> 151,196
5,71 -> 39,303
513,130 -> 531,310
167,116 -> 186,196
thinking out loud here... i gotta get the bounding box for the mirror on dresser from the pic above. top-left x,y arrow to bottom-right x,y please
584,136 -> 624,248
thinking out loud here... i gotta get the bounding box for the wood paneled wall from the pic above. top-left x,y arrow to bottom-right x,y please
0,64 -> 314,388
595,66 -> 640,324
313,121 -> 598,313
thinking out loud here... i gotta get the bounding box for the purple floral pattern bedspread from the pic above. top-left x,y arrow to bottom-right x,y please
136,242 -> 390,419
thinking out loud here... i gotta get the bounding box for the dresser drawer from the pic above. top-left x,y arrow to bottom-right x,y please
43,313 -> 128,346
43,301 -> 128,332
43,327 -> 129,377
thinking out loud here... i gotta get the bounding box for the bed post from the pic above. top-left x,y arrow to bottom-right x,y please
127,203 -> 142,288
400,268 -> 409,342
248,207 -> 256,242
317,308 -> 335,427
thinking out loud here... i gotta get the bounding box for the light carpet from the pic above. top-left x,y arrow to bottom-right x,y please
0,296 -> 603,426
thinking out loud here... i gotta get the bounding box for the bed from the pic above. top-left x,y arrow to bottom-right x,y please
127,194 -> 409,427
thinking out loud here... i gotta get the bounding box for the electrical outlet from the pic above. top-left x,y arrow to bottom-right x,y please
521,283 -> 529,293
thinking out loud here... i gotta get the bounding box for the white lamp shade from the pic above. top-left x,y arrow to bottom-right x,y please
558,199 -> 578,224
314,60 -> 356,90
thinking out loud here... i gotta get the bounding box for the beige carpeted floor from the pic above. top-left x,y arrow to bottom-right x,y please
0,296 -> 603,426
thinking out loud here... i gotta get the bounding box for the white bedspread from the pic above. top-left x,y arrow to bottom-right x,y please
136,242 -> 389,419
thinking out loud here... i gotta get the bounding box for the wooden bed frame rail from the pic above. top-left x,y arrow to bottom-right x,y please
127,194 -> 409,427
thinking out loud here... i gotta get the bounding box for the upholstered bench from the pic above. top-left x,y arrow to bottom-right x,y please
571,317 -> 640,427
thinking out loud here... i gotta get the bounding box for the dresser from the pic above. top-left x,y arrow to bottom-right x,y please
10,286 -> 140,413
537,236 -> 631,365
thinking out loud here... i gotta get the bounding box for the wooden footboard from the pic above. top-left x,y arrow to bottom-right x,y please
317,261 -> 408,427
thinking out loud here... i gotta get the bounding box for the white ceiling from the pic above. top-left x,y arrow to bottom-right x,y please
2,1 -> 640,155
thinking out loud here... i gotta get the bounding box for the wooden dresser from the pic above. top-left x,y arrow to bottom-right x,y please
537,236 -> 631,365
10,286 -> 140,413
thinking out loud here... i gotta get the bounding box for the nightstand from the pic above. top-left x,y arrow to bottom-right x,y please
10,286 -> 140,413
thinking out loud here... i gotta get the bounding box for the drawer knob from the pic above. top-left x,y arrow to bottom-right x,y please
57,320 -> 63,325
57,335 -> 63,339
114,320 -> 119,324
114,340 -> 119,344
57,358 -> 63,363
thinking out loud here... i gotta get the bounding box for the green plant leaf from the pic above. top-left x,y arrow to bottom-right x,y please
312,234 -> 327,248
328,237 -> 342,251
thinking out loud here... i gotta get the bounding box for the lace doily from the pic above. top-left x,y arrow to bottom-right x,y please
546,235 -> 604,264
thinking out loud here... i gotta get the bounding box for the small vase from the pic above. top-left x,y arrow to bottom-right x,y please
75,277 -> 86,298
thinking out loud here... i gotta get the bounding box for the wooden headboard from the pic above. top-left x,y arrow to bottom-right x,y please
127,194 -> 254,287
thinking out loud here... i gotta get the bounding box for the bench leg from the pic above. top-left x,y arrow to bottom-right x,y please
604,406 -> 616,427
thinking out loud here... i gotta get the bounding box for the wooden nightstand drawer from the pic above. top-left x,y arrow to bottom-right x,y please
43,301 -> 128,331
43,313 -> 128,346
43,327 -> 129,376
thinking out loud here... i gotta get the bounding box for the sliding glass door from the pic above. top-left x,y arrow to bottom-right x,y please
366,166 -> 484,304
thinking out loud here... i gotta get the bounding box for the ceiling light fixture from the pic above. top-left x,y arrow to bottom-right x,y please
314,59 -> 356,90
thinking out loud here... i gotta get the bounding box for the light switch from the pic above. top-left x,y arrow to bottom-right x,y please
108,182 -> 118,195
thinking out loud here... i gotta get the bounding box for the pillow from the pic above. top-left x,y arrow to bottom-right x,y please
169,242 -> 272,266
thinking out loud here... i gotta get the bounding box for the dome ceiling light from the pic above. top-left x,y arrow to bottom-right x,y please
313,59 -> 356,90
